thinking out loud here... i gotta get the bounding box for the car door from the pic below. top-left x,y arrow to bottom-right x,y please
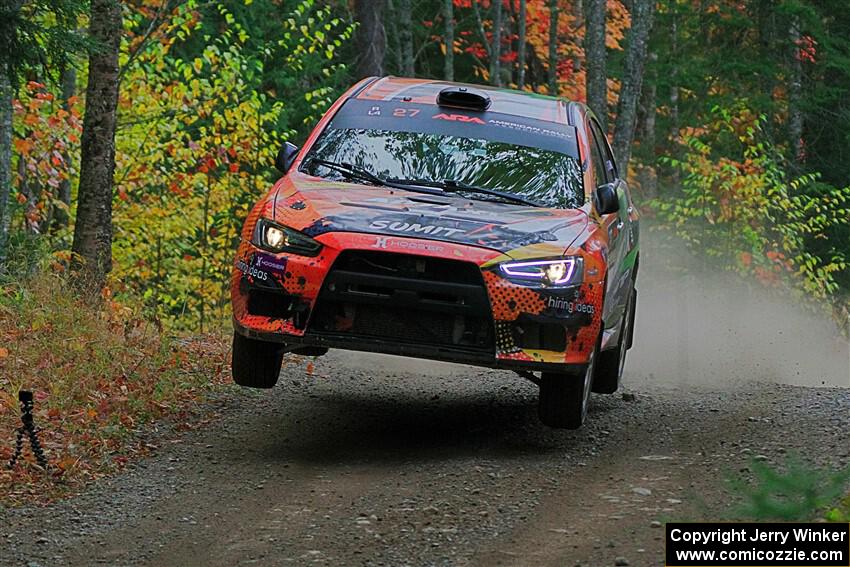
587,117 -> 632,334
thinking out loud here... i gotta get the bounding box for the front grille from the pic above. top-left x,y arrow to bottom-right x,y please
309,250 -> 494,351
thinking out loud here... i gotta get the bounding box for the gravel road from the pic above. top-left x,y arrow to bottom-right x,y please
2,254 -> 849,567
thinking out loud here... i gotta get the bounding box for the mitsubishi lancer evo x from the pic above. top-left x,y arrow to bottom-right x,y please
230,77 -> 639,429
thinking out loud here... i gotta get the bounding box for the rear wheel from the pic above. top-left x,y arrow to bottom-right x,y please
538,343 -> 598,429
593,287 -> 636,394
231,332 -> 283,388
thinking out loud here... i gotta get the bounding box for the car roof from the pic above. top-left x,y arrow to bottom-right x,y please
354,77 -> 574,126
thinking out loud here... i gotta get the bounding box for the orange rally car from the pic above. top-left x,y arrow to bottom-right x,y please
231,77 -> 639,429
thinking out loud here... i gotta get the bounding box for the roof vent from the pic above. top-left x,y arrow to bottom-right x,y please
437,86 -> 491,111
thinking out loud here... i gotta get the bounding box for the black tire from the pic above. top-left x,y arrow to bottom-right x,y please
538,343 -> 599,429
231,332 -> 283,388
626,287 -> 637,350
593,287 -> 636,394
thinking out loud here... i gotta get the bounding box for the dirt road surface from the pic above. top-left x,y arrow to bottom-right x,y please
2,253 -> 849,566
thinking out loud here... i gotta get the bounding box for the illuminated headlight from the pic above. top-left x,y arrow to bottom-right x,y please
252,218 -> 321,256
499,257 -> 582,286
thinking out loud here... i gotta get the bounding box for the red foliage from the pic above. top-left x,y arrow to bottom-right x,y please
796,35 -> 817,64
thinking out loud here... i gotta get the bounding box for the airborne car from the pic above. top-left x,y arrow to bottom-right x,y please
231,77 -> 639,429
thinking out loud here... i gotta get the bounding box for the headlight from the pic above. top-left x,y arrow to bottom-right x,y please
252,219 -> 322,256
499,257 -> 582,286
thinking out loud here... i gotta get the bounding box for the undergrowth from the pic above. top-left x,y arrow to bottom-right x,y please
0,273 -> 231,504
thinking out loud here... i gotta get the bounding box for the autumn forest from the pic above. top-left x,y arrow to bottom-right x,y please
2,0 -> 849,328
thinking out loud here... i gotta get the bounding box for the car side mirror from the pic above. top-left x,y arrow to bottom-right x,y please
593,182 -> 620,215
274,142 -> 299,174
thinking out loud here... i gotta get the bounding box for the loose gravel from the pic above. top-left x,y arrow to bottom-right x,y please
0,351 -> 848,567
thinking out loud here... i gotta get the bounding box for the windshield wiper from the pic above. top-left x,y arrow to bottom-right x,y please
386,177 -> 542,207
442,180 -> 542,207
306,159 -> 445,196
309,160 -> 541,207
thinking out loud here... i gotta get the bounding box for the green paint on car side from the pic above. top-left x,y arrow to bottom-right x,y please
622,245 -> 639,270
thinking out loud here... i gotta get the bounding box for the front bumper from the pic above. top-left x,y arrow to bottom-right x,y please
231,232 -> 604,372
234,317 -> 586,374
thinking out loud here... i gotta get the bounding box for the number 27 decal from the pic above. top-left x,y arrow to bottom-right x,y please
393,108 -> 420,117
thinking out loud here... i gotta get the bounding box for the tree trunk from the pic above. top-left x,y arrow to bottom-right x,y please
399,0 -> 414,76
70,0 -> 122,289
584,0 -> 607,129
0,69 -> 12,269
636,51 -> 657,198
612,0 -> 655,176
53,64 -> 76,231
638,52 -> 657,154
353,0 -> 386,78
386,0 -> 402,74
472,0 -> 493,71
667,15 -> 680,189
547,0 -> 559,94
788,15 -> 804,166
517,0 -> 527,89
444,0 -> 454,81
0,0 -> 21,269
17,150 -> 39,234
490,0 -> 503,86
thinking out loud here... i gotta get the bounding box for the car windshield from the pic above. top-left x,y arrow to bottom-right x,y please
301,128 -> 585,209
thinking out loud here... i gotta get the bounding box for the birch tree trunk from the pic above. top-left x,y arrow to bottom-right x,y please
517,0 -> 527,89
444,0 -> 454,81
70,0 -> 122,289
612,0 -> 655,176
585,0 -> 607,129
353,0 -> 386,78
490,0 -> 503,86
399,0 -> 414,76
547,0 -> 559,94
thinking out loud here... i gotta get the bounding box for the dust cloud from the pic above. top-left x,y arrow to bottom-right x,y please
628,231 -> 850,389
317,232 -> 850,390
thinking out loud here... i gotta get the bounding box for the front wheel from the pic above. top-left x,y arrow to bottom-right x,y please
231,332 -> 283,388
593,287 -> 636,394
538,346 -> 598,429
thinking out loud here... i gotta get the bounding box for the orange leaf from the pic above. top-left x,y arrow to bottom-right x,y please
0,347 -> 8,359
13,138 -> 33,154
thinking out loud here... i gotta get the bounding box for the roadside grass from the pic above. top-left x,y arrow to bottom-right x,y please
827,494 -> 850,522
729,457 -> 850,521
0,273 -> 231,505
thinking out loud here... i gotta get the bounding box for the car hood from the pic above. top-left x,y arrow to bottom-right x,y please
271,177 -> 589,260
